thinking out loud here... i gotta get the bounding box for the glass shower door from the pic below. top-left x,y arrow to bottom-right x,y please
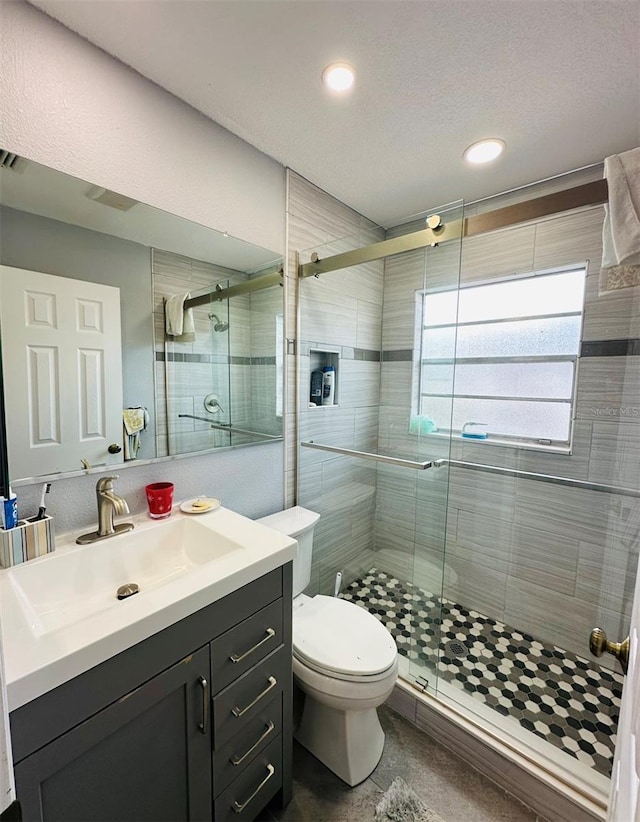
426,201 -> 639,806
395,202 -> 463,693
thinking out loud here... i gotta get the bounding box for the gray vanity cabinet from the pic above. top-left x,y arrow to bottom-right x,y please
13,647 -> 212,821
10,564 -> 293,822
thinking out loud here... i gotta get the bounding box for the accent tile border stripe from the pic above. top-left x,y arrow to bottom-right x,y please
376,340 -> 640,361
155,352 -> 276,365
300,342 -> 381,361
581,338 -> 640,357
382,350 -> 413,362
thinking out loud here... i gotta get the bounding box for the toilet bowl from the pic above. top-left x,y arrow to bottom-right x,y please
257,507 -> 398,786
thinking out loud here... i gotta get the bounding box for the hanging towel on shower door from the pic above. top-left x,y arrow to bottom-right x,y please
123,407 -> 149,460
600,146 -> 640,293
165,292 -> 196,342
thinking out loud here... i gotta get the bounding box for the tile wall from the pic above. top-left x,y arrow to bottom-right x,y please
285,171 -> 386,594
152,250 -> 283,457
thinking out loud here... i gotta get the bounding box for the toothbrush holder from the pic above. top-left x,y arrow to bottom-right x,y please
0,516 -> 55,568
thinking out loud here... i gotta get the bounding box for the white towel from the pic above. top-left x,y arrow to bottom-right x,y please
601,147 -> 640,269
122,407 -> 149,461
165,293 -> 196,342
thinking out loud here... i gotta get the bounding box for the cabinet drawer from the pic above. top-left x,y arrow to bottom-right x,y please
211,599 -> 283,693
214,693 -> 282,796
214,736 -> 282,822
213,647 -> 287,748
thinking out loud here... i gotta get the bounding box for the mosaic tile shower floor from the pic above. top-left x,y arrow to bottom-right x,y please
341,568 -> 623,778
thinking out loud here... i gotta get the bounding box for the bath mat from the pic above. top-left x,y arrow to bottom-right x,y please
374,777 -> 446,822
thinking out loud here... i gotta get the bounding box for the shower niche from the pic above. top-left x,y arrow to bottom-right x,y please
308,349 -> 339,408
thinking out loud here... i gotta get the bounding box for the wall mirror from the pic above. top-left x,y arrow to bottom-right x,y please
0,154 -> 283,487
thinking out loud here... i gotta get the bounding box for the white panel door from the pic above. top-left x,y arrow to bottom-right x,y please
607,560 -> 640,822
0,266 -> 123,478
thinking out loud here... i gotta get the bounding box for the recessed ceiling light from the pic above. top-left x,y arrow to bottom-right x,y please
463,139 -> 505,165
322,62 -> 355,93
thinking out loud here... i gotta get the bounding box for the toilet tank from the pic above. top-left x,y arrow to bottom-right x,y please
257,506 -> 320,597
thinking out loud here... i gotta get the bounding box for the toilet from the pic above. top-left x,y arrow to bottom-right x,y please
257,506 -> 398,786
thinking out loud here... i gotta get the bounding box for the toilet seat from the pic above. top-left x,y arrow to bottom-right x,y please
293,595 -> 397,681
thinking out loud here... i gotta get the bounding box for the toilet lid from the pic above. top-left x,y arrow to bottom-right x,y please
293,595 -> 397,677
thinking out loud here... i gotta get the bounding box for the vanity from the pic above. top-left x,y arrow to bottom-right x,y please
0,507 -> 296,821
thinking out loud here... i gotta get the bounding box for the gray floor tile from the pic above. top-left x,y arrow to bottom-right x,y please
371,705 -> 537,822
264,704 -> 537,822
262,741 -> 383,821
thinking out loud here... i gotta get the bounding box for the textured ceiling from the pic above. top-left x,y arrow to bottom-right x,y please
28,0 -> 640,227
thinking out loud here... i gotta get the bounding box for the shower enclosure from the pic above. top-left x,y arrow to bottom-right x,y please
153,249 -> 285,457
293,168 -> 638,815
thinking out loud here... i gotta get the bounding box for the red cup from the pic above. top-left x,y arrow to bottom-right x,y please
145,482 -> 174,519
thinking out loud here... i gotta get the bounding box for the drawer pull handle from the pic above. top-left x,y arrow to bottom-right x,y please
232,676 -> 277,718
198,676 -> 209,735
230,721 -> 276,766
232,763 -> 276,814
229,627 -> 276,664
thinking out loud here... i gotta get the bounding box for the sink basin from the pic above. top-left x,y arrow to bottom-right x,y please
0,505 -> 296,712
8,516 -> 238,636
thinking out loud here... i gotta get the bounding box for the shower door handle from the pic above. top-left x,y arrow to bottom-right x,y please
589,627 -> 630,674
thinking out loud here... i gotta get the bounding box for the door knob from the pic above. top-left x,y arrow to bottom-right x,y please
108,443 -> 122,454
589,627 -> 629,674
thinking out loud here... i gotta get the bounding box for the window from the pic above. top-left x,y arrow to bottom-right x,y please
416,268 -> 587,447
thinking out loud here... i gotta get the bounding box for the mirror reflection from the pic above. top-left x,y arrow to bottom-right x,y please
0,156 -> 283,484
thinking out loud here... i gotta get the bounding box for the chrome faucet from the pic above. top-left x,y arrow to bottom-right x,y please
76,476 -> 134,545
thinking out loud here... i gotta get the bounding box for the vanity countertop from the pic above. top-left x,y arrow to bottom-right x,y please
0,505 -> 296,712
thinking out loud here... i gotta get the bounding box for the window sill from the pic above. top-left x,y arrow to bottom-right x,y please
410,429 -> 572,456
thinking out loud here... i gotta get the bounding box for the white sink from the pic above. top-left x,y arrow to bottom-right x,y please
0,506 -> 297,711
8,516 -> 239,636
0,506 -> 296,712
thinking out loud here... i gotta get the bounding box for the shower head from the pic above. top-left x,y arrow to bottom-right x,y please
208,312 -> 229,332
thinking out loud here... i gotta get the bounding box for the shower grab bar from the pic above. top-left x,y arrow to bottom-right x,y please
301,443 -> 640,497
301,441 -> 436,470
178,414 -> 282,441
444,459 -> 640,499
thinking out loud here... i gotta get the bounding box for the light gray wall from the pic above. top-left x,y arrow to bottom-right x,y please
0,1 -> 285,254
0,205 -> 156,460
14,441 -> 283,534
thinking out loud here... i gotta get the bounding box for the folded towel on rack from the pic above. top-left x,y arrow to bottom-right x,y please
601,147 -> 640,268
599,147 -> 640,294
165,293 -> 196,342
123,407 -> 149,460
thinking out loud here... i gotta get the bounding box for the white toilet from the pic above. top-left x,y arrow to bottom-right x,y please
257,506 -> 398,786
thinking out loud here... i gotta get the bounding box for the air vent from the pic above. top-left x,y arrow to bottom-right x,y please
85,185 -> 139,212
0,150 -> 25,172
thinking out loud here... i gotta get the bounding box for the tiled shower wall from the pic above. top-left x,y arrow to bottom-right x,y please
152,249 -> 247,456
376,173 -> 640,667
248,280 -> 284,437
285,171 -> 386,594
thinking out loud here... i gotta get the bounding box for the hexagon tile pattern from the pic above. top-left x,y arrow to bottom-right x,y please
341,568 -> 623,778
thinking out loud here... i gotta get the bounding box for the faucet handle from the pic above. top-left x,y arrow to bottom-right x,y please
96,475 -> 119,491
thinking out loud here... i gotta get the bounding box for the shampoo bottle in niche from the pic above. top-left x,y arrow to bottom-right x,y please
310,369 -> 324,406
321,365 -> 335,406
